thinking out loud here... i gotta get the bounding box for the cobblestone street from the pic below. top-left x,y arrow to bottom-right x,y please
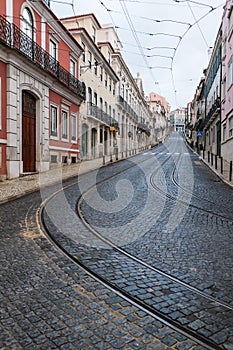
0,134 -> 232,349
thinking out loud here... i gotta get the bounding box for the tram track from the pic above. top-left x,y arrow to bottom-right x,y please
38,139 -> 233,350
151,151 -> 233,223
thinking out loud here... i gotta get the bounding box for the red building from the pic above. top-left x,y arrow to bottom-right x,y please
0,0 -> 85,179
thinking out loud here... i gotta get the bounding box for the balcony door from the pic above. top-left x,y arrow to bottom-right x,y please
22,91 -> 36,173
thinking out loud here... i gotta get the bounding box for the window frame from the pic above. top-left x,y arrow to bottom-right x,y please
61,109 -> 69,141
71,113 -> 77,143
50,104 -> 59,139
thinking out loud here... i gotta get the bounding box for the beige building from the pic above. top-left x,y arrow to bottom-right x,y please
61,13 -> 166,160
145,92 -> 169,144
61,14 -> 119,160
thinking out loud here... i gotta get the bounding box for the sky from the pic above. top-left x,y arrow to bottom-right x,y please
50,0 -> 225,110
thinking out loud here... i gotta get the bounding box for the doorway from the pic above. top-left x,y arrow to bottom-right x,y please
22,91 -> 36,172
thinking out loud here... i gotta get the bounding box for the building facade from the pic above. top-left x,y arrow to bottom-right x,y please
0,0 -> 85,179
61,14 -> 119,160
221,1 -> 233,162
145,92 -> 169,144
62,14 -> 161,159
169,108 -> 186,132
203,29 -> 222,156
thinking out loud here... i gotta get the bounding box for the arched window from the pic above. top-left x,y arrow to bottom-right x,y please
22,8 -> 34,39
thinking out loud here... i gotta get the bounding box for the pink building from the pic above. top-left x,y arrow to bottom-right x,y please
0,0 -> 85,179
221,1 -> 233,162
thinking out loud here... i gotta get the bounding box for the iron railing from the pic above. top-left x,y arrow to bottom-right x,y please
0,15 -> 86,100
117,95 -> 139,122
87,102 -> 119,128
138,122 -> 151,136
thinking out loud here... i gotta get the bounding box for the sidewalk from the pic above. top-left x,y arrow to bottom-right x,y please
189,145 -> 233,189
0,156 -> 107,204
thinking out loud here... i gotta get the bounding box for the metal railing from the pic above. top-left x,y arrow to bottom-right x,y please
0,15 -> 86,100
87,102 -> 119,128
117,95 -> 139,122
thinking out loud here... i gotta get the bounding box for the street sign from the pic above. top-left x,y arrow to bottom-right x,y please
196,131 -> 202,136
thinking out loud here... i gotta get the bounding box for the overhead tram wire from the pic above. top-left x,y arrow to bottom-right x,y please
118,0 -> 163,94
172,0 -> 214,9
187,1 -> 209,48
169,1 -> 224,106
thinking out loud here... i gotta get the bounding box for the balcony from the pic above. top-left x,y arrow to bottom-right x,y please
87,102 -> 119,128
138,122 -> 151,136
204,97 -> 221,126
117,95 -> 139,122
0,16 -> 86,100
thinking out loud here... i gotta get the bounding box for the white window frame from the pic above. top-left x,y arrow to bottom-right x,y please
50,39 -> 57,60
223,123 -> 226,141
62,109 -> 69,141
229,116 -> 233,138
71,113 -> 77,143
88,51 -> 92,69
70,58 -> 76,76
50,104 -> 59,139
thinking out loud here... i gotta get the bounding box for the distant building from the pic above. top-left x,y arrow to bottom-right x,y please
145,92 -> 169,143
169,108 -> 186,132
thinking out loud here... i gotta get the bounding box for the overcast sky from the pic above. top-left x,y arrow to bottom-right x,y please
50,0 -> 225,110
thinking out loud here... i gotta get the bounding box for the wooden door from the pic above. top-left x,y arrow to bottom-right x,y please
22,91 -> 36,173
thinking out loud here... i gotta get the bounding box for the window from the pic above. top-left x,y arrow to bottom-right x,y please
100,97 -> 103,110
50,39 -> 57,59
105,72 -> 107,87
105,101 -> 108,114
82,42 -> 85,62
88,51 -> 92,69
222,77 -> 226,100
22,7 -> 33,39
88,87 -> 92,103
109,105 -> 111,117
94,59 -> 98,75
229,116 -> 233,137
92,26 -> 96,42
100,129 -> 103,143
100,66 -> 103,81
228,59 -> 233,87
62,110 -> 68,139
108,51 -> 111,63
223,123 -> 226,141
71,114 -> 77,141
109,78 -> 112,91
50,105 -> 58,137
94,92 -> 97,106
70,59 -> 75,76
122,84 -> 124,98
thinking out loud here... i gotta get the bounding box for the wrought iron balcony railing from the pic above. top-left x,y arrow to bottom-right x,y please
117,95 -> 139,122
0,15 -> 86,100
205,97 -> 221,125
138,122 -> 151,136
87,102 -> 119,128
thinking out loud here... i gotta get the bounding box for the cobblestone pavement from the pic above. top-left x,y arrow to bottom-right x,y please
0,133 -> 233,349
0,171 -> 207,349
41,134 -> 233,349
